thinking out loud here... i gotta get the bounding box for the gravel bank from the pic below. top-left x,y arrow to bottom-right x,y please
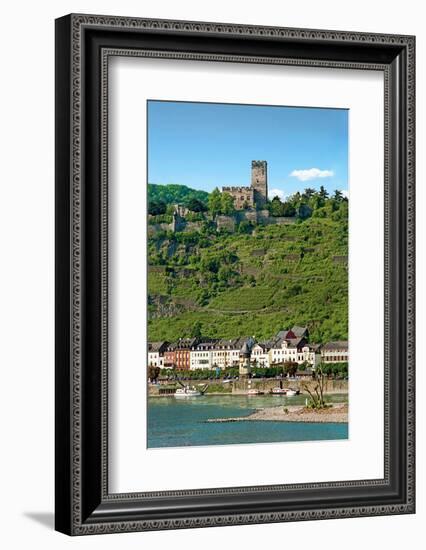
206,403 -> 348,423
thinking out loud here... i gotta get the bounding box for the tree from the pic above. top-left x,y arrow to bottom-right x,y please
148,200 -> 167,216
333,189 -> 343,202
298,361 -> 308,372
269,196 -> 285,217
208,187 -> 222,218
237,220 -> 254,234
319,185 -> 329,200
148,365 -> 160,383
218,265 -> 233,282
148,183 -> 209,206
281,202 -> 296,217
186,197 -> 207,212
284,361 -> 298,377
309,194 -> 324,210
302,187 -> 316,200
220,192 -> 235,215
302,363 -> 327,408
200,256 -> 220,274
297,203 -> 312,220
190,321 -> 202,338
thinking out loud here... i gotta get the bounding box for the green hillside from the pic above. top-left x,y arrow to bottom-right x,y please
148,183 -> 209,206
147,210 -> 348,344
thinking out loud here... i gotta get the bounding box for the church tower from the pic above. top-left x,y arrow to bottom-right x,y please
251,160 -> 268,207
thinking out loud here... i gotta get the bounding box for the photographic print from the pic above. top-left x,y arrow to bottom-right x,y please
55,16 -> 415,533
147,100 -> 349,449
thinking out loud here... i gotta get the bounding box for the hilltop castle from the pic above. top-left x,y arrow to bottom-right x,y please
148,159 -> 296,237
222,160 -> 268,209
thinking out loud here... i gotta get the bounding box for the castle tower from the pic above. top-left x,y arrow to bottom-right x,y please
251,160 -> 268,207
239,341 -> 252,378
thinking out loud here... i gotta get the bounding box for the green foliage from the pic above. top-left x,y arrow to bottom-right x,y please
321,362 -> 348,378
148,183 -> 209,207
284,361 -> 298,377
148,213 -> 173,224
220,192 -> 235,215
186,197 -> 207,212
148,200 -> 167,216
148,186 -> 348,345
251,366 -> 286,378
267,186 -> 348,222
207,188 -> 235,216
147,366 -> 160,382
190,321 -> 202,338
207,187 -> 222,217
268,196 -> 296,217
297,203 -> 313,220
237,220 -> 255,234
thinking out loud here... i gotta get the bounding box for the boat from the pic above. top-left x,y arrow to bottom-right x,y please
271,387 -> 287,395
174,386 -> 202,398
247,388 -> 264,396
286,388 -> 299,396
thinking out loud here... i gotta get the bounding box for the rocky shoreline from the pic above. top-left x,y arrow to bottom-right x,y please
206,403 -> 348,424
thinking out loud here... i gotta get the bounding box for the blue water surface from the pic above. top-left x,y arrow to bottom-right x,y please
147,394 -> 348,448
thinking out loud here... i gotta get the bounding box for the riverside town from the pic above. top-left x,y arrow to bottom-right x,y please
147,327 -> 348,396
148,327 -> 348,374
146,101 -> 349,448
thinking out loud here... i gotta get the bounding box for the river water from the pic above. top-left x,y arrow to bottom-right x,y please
147,394 -> 348,448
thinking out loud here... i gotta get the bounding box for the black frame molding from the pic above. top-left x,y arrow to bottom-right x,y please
55,14 -> 415,535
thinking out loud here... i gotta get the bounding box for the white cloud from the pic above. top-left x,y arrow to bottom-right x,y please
341,189 -> 349,198
290,168 -> 334,182
269,188 -> 286,201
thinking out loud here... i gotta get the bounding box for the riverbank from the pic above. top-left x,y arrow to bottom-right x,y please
206,403 -> 348,423
149,378 -> 348,397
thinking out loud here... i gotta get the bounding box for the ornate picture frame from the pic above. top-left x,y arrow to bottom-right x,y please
55,14 -> 415,535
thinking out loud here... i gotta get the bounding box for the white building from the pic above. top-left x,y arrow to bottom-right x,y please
269,338 -> 302,365
167,327 -> 346,372
147,341 -> 169,368
268,327 -> 321,366
211,339 -> 243,370
299,344 -> 322,367
321,341 -> 349,363
190,341 -> 217,370
251,343 -> 271,368
190,337 -> 254,370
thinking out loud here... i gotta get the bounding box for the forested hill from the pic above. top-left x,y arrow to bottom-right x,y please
148,183 -> 209,206
147,214 -> 348,345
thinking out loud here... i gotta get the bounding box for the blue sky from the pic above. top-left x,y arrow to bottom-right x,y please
147,100 -> 348,199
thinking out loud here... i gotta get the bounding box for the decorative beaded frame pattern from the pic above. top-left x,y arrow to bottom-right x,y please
59,13 -> 415,535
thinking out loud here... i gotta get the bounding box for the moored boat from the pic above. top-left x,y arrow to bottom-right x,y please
174,386 -> 202,398
247,388 -> 264,396
271,387 -> 287,395
286,388 -> 299,396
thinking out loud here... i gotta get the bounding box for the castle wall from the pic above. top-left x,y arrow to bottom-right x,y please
266,216 -> 296,225
216,215 -> 236,232
222,186 -> 254,210
147,212 -> 296,237
184,221 -> 203,232
147,223 -> 172,236
241,210 -> 258,223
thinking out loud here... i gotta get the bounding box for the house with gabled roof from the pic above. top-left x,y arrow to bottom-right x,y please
148,341 -> 169,368
190,338 -> 219,370
269,326 -> 311,366
321,341 -> 348,363
251,341 -> 272,368
210,337 -> 255,370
